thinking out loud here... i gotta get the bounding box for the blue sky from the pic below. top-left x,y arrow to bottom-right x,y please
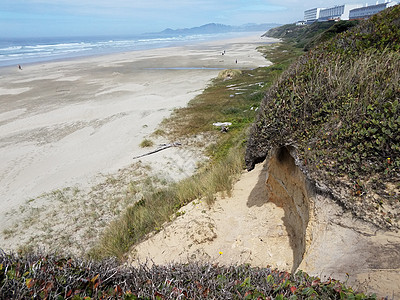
0,0 -> 376,38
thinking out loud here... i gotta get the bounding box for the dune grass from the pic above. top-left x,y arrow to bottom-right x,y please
139,138 -> 154,148
89,144 -> 245,260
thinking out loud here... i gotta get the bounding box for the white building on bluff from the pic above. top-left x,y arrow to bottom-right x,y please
319,4 -> 363,21
349,1 -> 398,19
304,8 -> 325,23
304,1 -> 398,23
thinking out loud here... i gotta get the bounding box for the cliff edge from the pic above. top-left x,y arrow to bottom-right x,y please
245,6 -> 400,297
246,6 -> 400,230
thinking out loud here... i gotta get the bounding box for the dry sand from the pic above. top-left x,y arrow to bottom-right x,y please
129,162 -> 295,271
0,33 -> 276,253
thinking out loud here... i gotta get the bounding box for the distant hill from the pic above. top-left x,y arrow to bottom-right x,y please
158,23 -> 280,35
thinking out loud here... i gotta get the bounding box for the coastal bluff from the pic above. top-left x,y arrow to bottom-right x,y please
130,145 -> 400,297
131,6 -> 400,298
245,5 -> 400,297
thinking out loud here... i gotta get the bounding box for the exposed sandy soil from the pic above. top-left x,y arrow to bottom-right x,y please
129,162 -> 295,271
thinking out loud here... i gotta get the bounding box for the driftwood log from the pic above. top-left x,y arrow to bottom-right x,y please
133,142 -> 182,159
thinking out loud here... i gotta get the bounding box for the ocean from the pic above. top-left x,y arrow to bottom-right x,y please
0,32 -> 253,68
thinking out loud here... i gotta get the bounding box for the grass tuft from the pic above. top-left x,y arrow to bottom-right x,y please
139,138 -> 154,148
217,69 -> 242,79
152,129 -> 166,136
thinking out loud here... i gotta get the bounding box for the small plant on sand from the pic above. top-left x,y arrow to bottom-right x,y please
2,227 -> 17,239
139,138 -> 154,148
217,69 -> 242,79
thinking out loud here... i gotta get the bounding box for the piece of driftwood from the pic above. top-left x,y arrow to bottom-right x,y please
133,142 -> 182,159
212,122 -> 232,127
213,122 -> 231,133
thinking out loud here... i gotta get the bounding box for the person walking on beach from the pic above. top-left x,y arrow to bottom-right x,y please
18,64 -> 22,70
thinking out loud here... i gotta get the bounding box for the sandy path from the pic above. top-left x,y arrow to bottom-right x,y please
129,162 -> 294,271
0,34 -> 276,253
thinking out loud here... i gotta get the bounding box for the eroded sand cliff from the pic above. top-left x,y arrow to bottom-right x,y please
130,147 -> 400,298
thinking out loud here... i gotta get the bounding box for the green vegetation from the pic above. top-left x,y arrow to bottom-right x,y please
302,20 -> 360,51
246,6 -> 400,228
265,21 -> 336,42
0,252 -> 376,299
265,20 -> 359,50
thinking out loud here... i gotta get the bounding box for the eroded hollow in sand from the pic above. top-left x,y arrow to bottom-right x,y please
265,146 -> 314,272
130,145 -> 315,271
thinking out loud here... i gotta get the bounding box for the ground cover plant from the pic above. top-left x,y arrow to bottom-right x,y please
246,6 -> 400,229
0,251 -> 377,299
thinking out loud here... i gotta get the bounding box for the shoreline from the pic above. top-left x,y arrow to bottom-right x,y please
0,33 -> 277,254
0,31 -> 273,70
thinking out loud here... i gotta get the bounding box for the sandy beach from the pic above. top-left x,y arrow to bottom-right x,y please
0,33 -> 276,254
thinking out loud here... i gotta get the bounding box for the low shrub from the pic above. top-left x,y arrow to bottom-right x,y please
0,251 -> 377,300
